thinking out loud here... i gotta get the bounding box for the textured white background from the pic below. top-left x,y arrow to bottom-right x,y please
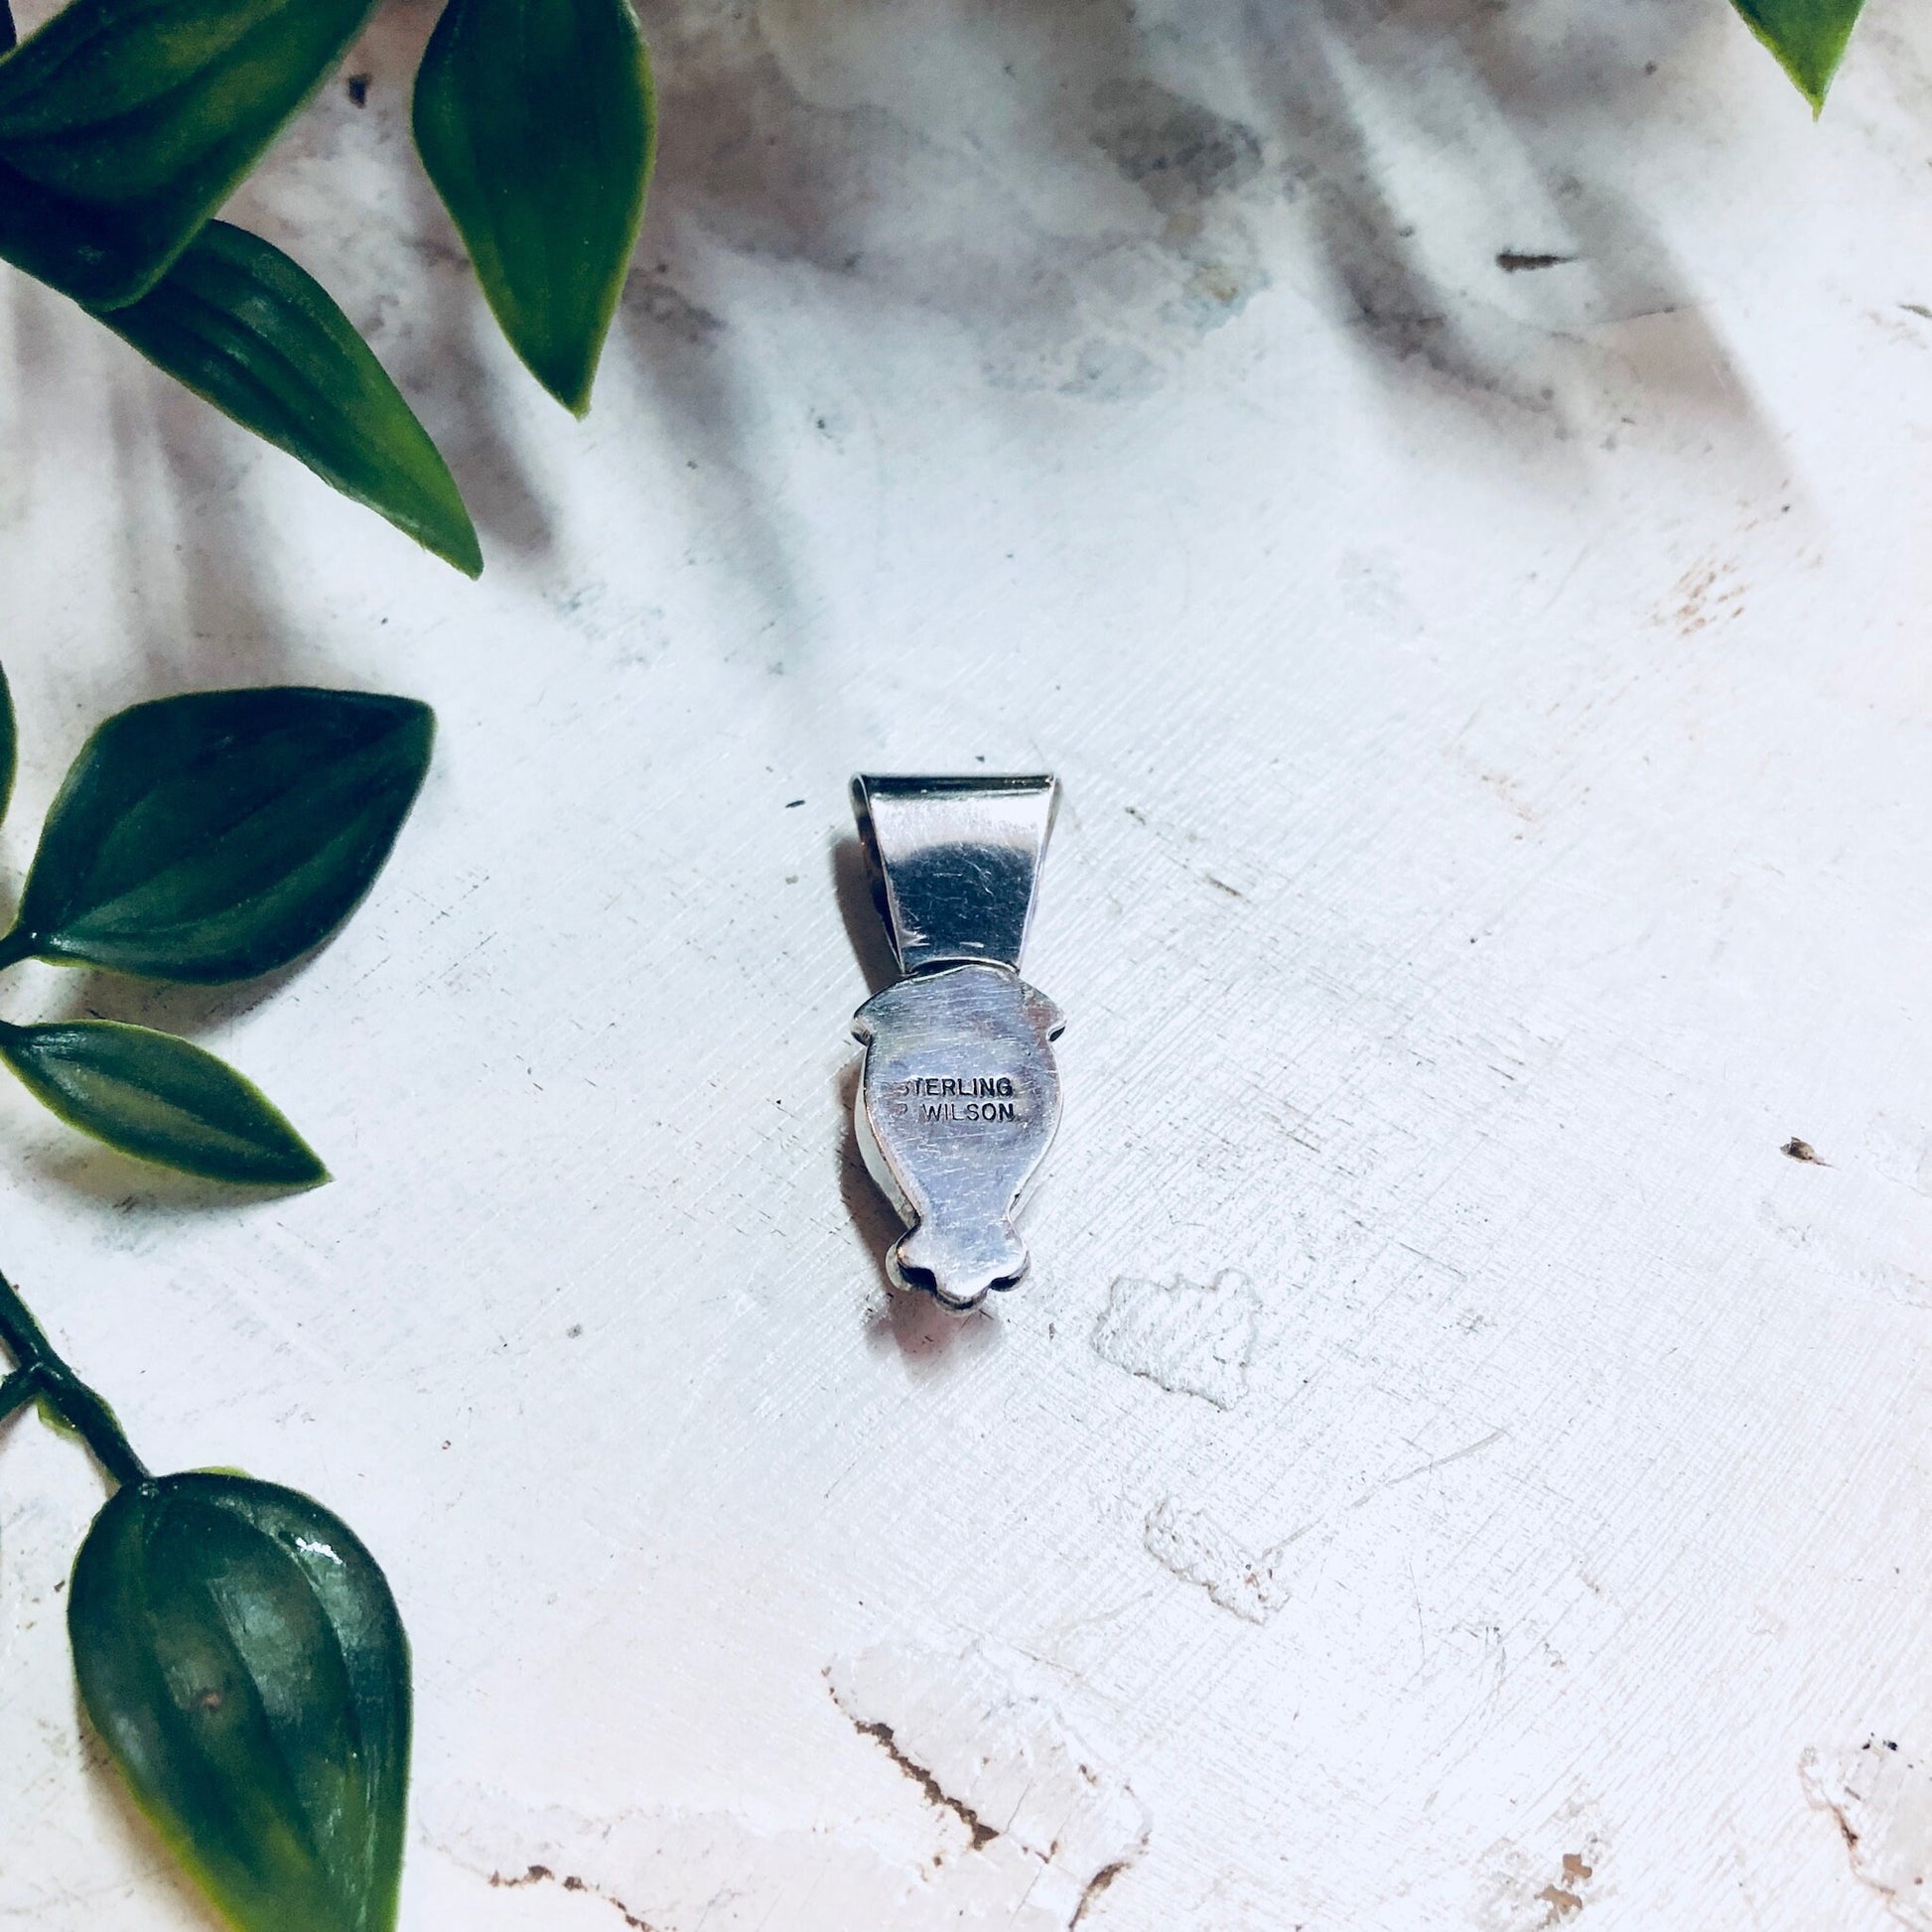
3,0 -> 1932,1925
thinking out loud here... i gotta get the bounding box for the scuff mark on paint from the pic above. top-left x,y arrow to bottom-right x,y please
1350,1427 -> 1506,1506
1142,1495 -> 1298,1622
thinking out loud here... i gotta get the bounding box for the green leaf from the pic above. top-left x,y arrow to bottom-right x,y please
8,686 -> 433,983
0,1020 -> 326,1184
0,660 -> 16,828
94,222 -> 481,575
70,1472 -> 410,1932
413,0 -> 654,414
0,0 -> 15,57
0,0 -> 381,308
1731,0 -> 1866,109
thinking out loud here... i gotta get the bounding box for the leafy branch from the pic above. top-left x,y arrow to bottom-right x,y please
0,669 -> 433,1184
0,1265 -> 146,1484
0,1265 -> 411,1932
0,0 -> 654,575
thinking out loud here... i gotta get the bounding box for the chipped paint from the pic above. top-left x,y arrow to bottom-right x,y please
429,1647 -> 1147,1931
1802,1740 -> 1932,1931
429,1786 -> 940,1932
1471,1806 -> 1607,1932
827,1643 -> 1151,1926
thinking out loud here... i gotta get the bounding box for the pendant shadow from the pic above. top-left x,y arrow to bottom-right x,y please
830,830 -> 897,998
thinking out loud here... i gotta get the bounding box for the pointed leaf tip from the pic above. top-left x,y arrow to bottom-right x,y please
1729,0 -> 1867,109
0,1022 -> 327,1185
93,223 -> 480,574
414,0 -> 655,413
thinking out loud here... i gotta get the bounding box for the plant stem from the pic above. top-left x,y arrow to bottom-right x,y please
0,925 -> 33,976
0,1368 -> 34,1426
0,1269 -> 147,1488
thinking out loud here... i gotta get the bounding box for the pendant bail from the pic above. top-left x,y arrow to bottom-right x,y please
851,773 -> 1059,975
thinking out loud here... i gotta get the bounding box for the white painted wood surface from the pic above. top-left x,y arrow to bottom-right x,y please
3,0 -> 1932,1925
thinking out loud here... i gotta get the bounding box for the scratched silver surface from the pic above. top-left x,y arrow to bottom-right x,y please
854,963 -> 1065,1310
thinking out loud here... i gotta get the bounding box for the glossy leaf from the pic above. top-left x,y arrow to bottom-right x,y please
8,686 -> 433,983
71,1472 -> 410,1932
1731,0 -> 1865,108
0,0 -> 380,307
96,223 -> 481,575
0,0 -> 14,56
413,0 -> 654,414
0,659 -> 15,828
0,1021 -> 326,1184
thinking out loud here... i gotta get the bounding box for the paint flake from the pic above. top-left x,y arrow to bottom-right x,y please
1143,1496 -> 1294,1623
1092,1271 -> 1258,1409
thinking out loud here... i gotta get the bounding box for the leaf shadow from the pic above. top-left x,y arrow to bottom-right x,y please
0,3 -> 550,721
30,1141 -> 320,1212
226,0 -> 560,569
1,273 -> 325,720
0,949 -> 351,1205
28,952 -> 324,1040
8,0 -> 1786,666
612,244 -> 813,644
620,0 -> 1779,469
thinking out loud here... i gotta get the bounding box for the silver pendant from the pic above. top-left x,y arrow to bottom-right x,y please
850,774 -> 1064,1311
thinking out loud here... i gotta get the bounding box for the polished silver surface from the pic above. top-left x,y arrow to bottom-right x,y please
851,772 -> 1057,974
849,775 -> 1064,1311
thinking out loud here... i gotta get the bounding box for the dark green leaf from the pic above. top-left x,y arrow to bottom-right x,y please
95,223 -> 481,575
1731,0 -> 1865,109
413,0 -> 654,414
0,660 -> 15,828
0,0 -> 380,307
0,1021 -> 326,1184
0,0 -> 15,57
9,686 -> 433,983
71,1472 -> 410,1932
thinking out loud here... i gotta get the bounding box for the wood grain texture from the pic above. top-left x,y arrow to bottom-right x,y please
0,0 -> 1928,1925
